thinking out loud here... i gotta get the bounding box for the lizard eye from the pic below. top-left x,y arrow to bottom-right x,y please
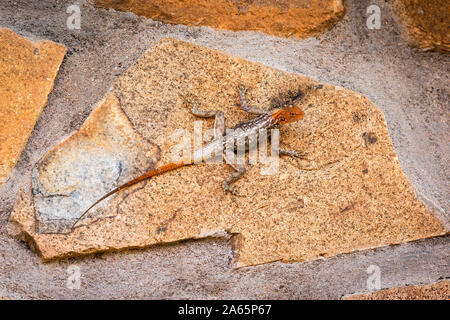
279,117 -> 286,122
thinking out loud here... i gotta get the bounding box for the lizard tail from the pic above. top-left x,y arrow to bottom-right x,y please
72,161 -> 192,229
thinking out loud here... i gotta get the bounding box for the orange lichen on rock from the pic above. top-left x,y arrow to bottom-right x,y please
93,0 -> 345,38
390,0 -> 450,52
0,28 -> 66,186
346,280 -> 450,300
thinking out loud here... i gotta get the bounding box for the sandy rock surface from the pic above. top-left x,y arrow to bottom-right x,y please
9,39 -> 445,267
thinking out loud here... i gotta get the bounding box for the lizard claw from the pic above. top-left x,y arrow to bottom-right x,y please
300,151 -> 309,159
222,182 -> 239,196
294,151 -> 308,159
178,93 -> 191,104
237,84 -> 247,95
179,93 -> 197,106
279,148 -> 308,160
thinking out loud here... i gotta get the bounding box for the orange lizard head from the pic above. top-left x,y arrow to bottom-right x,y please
271,105 -> 305,125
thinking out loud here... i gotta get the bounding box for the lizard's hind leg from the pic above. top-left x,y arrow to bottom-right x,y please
278,148 -> 308,159
222,153 -> 246,195
238,85 -> 267,115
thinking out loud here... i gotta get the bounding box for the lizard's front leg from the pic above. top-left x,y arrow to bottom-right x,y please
180,94 -> 225,138
238,85 -> 267,115
222,153 -> 246,195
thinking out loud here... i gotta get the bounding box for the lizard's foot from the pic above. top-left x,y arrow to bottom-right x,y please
178,93 -> 192,104
222,181 -> 239,196
279,148 -> 308,160
238,84 -> 247,95
178,93 -> 197,109
296,151 -> 309,159
222,162 -> 246,196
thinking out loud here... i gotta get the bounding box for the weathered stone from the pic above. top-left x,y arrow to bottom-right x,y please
0,28 -> 66,186
9,39 -> 446,266
93,0 -> 345,38
390,0 -> 450,52
346,280 -> 449,300
31,94 -> 159,233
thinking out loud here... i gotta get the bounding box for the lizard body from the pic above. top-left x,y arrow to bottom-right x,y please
72,87 -> 305,228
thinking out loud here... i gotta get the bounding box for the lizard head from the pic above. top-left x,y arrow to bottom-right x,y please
271,105 -> 305,125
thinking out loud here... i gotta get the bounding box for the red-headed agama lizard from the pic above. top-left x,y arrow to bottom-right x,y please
72,86 -> 306,228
